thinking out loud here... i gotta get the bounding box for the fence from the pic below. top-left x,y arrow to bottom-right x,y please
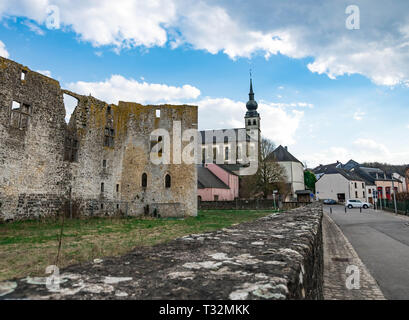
377,199 -> 409,215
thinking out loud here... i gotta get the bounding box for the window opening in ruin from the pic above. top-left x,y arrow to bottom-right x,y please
158,136 -> 163,157
12,101 -> 21,110
142,173 -> 148,188
107,106 -> 112,115
63,93 -> 79,124
101,182 -> 104,192
165,174 -> 171,188
21,70 -> 27,81
104,127 -> 115,147
10,101 -> 31,129
101,203 -> 104,210
116,184 -> 119,192
64,136 -> 79,162
116,204 -> 119,209
103,159 -> 107,168
156,109 -> 161,118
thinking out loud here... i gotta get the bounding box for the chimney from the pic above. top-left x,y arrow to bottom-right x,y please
285,146 -> 288,151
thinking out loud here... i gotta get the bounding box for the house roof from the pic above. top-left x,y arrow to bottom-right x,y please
321,167 -> 364,182
349,167 -> 376,186
218,164 -> 241,176
197,166 -> 229,189
267,145 -> 302,164
342,159 -> 360,171
312,161 -> 342,174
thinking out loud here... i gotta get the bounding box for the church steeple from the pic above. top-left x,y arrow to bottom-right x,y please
246,74 -> 259,117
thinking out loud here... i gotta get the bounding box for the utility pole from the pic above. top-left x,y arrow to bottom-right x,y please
392,178 -> 398,214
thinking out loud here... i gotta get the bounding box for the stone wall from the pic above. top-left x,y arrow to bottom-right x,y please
0,57 -> 198,221
1,203 -> 323,299
198,199 -> 311,210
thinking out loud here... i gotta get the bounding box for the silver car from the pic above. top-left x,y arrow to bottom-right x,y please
345,199 -> 371,209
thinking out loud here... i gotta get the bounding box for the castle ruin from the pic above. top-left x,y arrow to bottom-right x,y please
0,57 -> 198,221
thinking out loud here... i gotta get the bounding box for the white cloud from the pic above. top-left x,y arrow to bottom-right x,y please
197,97 -> 304,146
0,40 -> 9,58
268,102 -> 313,109
353,110 -> 366,121
2,1 -> 409,86
66,75 -> 201,104
353,138 -> 390,156
304,138 -> 409,168
36,70 -> 51,77
22,20 -> 45,35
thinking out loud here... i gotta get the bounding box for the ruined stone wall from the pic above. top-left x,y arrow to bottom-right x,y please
66,97 -> 198,218
0,57 -> 198,221
0,58 -> 68,221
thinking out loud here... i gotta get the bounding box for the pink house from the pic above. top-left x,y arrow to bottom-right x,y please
197,164 -> 239,201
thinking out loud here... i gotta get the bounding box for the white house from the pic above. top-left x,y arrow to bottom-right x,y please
315,167 -> 366,203
392,172 -> 407,192
268,145 -> 305,201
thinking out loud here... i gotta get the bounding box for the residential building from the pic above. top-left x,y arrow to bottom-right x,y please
267,145 -> 305,201
406,167 -> 409,192
312,161 -> 342,180
315,167 -> 366,203
393,172 -> 407,192
197,164 -> 239,201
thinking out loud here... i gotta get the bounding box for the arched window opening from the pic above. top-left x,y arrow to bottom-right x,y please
142,173 -> 147,188
165,174 -> 171,188
253,119 -> 257,125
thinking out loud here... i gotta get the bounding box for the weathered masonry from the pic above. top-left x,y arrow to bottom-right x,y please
0,57 -> 198,221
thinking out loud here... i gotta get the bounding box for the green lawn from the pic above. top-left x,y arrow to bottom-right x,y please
0,210 -> 276,281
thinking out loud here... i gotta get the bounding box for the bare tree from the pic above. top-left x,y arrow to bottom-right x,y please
241,137 -> 288,199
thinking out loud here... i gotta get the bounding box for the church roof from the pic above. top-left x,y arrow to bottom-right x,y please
267,145 -> 302,164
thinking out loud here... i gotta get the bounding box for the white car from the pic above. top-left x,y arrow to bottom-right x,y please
345,199 -> 371,209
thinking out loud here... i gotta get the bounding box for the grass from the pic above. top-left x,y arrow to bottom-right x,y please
0,209 -> 276,281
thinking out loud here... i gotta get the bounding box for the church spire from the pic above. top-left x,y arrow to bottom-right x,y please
249,77 -> 254,101
246,71 -> 258,114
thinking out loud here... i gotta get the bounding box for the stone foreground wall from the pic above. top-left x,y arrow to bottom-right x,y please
1,203 -> 323,300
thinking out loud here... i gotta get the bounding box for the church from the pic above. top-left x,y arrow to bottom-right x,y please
199,77 -> 260,173
198,77 -> 306,202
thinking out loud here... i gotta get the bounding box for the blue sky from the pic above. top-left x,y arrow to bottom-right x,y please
1,0 -> 409,167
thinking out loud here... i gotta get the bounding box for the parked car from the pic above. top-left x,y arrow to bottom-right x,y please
345,199 -> 371,209
323,199 -> 337,205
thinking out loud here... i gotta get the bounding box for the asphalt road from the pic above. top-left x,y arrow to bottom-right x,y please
325,205 -> 409,300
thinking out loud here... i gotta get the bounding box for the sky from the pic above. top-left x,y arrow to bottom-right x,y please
0,0 -> 409,168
